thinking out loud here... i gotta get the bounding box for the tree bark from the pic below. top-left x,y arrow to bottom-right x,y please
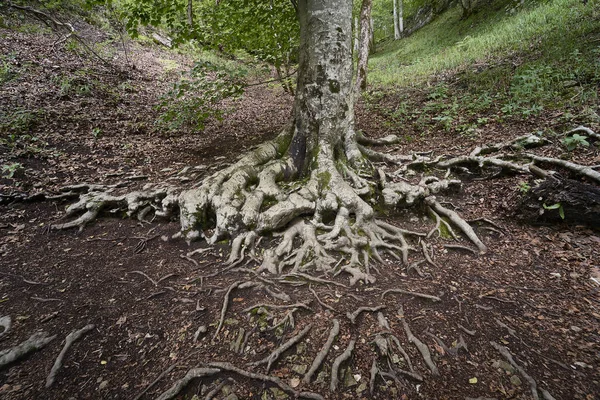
289,0 -> 356,175
355,0 -> 373,92
187,0 -> 193,27
399,0 -> 404,34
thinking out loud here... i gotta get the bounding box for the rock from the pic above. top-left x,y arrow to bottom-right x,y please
225,395 -> 238,400
356,382 -> 368,394
269,387 -> 288,400
291,364 -> 308,374
290,377 -> 301,388
510,375 -> 522,386
98,380 -> 109,390
570,326 -> 582,332
343,368 -> 358,388
492,360 -> 516,374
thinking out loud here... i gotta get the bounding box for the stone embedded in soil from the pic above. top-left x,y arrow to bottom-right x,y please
98,380 -> 109,390
343,368 -> 358,388
292,364 -> 308,374
510,375 -> 522,386
268,387 -> 288,400
492,359 -> 516,374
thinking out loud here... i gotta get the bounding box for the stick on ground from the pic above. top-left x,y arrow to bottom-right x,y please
46,324 -> 95,387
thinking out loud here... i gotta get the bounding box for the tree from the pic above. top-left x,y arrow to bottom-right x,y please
394,0 -> 404,39
355,0 -> 373,91
55,0 -> 497,287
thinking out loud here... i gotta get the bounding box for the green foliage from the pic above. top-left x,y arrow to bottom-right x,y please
156,61 -> 246,133
516,181 -> 531,194
0,54 -> 19,84
562,134 -> 589,151
1,163 -> 24,179
543,202 -> 565,219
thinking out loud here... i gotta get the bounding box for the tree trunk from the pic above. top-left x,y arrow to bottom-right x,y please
354,16 -> 359,53
355,0 -> 373,92
393,0 -> 400,40
289,0 -> 356,175
187,0 -> 193,27
399,0 -> 404,34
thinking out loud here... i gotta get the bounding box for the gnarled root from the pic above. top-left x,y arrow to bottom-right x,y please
0,331 -> 56,369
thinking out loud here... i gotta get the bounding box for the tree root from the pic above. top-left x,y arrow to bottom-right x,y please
303,319 -> 340,384
330,339 -> 356,391
46,324 -> 94,387
132,363 -> 177,400
155,367 -> 221,400
214,281 -> 258,340
206,361 -> 325,400
526,153 -> 600,184
382,288 -> 441,302
309,286 -> 336,313
399,307 -> 439,376
0,331 -> 56,369
204,378 -> 235,400
0,316 -> 11,339
490,341 -> 555,400
346,306 -> 386,324
250,324 -> 312,372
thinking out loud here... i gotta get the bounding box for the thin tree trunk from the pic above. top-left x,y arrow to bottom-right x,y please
354,16 -> 359,53
355,0 -> 373,93
187,0 -> 193,27
393,0 -> 400,40
399,0 -> 404,33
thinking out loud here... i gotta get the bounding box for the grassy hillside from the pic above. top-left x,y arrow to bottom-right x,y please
364,0 -> 600,139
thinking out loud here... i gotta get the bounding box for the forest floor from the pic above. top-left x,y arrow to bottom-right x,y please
1,12 -> 599,400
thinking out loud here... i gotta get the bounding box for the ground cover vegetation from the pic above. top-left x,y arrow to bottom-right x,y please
0,0 -> 599,399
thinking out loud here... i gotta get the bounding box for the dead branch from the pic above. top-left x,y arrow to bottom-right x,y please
330,339 -> 356,391
382,288 -> 441,302
155,367 -> 221,400
46,324 -> 95,387
399,307 -> 439,376
0,331 -> 56,369
303,319 -> 340,383
346,306 -> 386,324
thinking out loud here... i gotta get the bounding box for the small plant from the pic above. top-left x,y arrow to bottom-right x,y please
156,61 -> 246,132
562,134 -> 589,151
543,202 -> 565,219
516,181 -> 531,194
91,127 -> 102,139
1,163 -> 23,179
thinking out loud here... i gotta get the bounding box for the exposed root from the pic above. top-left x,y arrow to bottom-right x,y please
471,134 -> 549,156
156,367 -> 220,400
0,316 -> 11,339
399,307 -> 439,376
309,286 -> 336,313
427,207 -> 459,240
565,125 -> 599,141
382,288 -> 441,302
303,319 -> 340,384
330,339 -> 356,392
280,272 -> 347,288
207,361 -> 325,400
426,197 -> 487,254
204,378 -> 234,400
490,341 -> 555,400
0,331 -> 56,369
46,324 -> 94,387
214,281 -> 258,340
243,303 -> 312,313
133,364 -> 178,400
444,244 -> 478,255
249,324 -> 312,372
346,306 -> 386,324
357,132 -> 401,146
526,153 -> 600,184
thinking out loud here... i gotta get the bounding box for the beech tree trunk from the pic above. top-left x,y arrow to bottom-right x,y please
393,0 -> 400,40
355,0 -> 373,92
289,0 -> 357,175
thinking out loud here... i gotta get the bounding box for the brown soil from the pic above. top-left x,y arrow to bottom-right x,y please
1,10 -> 599,400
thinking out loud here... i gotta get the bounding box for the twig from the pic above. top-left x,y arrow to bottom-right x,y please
330,339 -> 355,391
0,331 -> 56,368
31,296 -> 62,303
381,288 -> 441,302
303,319 -> 340,383
457,323 -> 476,336
399,307 -> 439,376
130,270 -> 157,286
346,306 -> 386,324
243,303 -> 312,313
46,324 -> 95,387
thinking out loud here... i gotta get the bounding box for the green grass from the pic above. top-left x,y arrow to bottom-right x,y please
369,0 -> 600,86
